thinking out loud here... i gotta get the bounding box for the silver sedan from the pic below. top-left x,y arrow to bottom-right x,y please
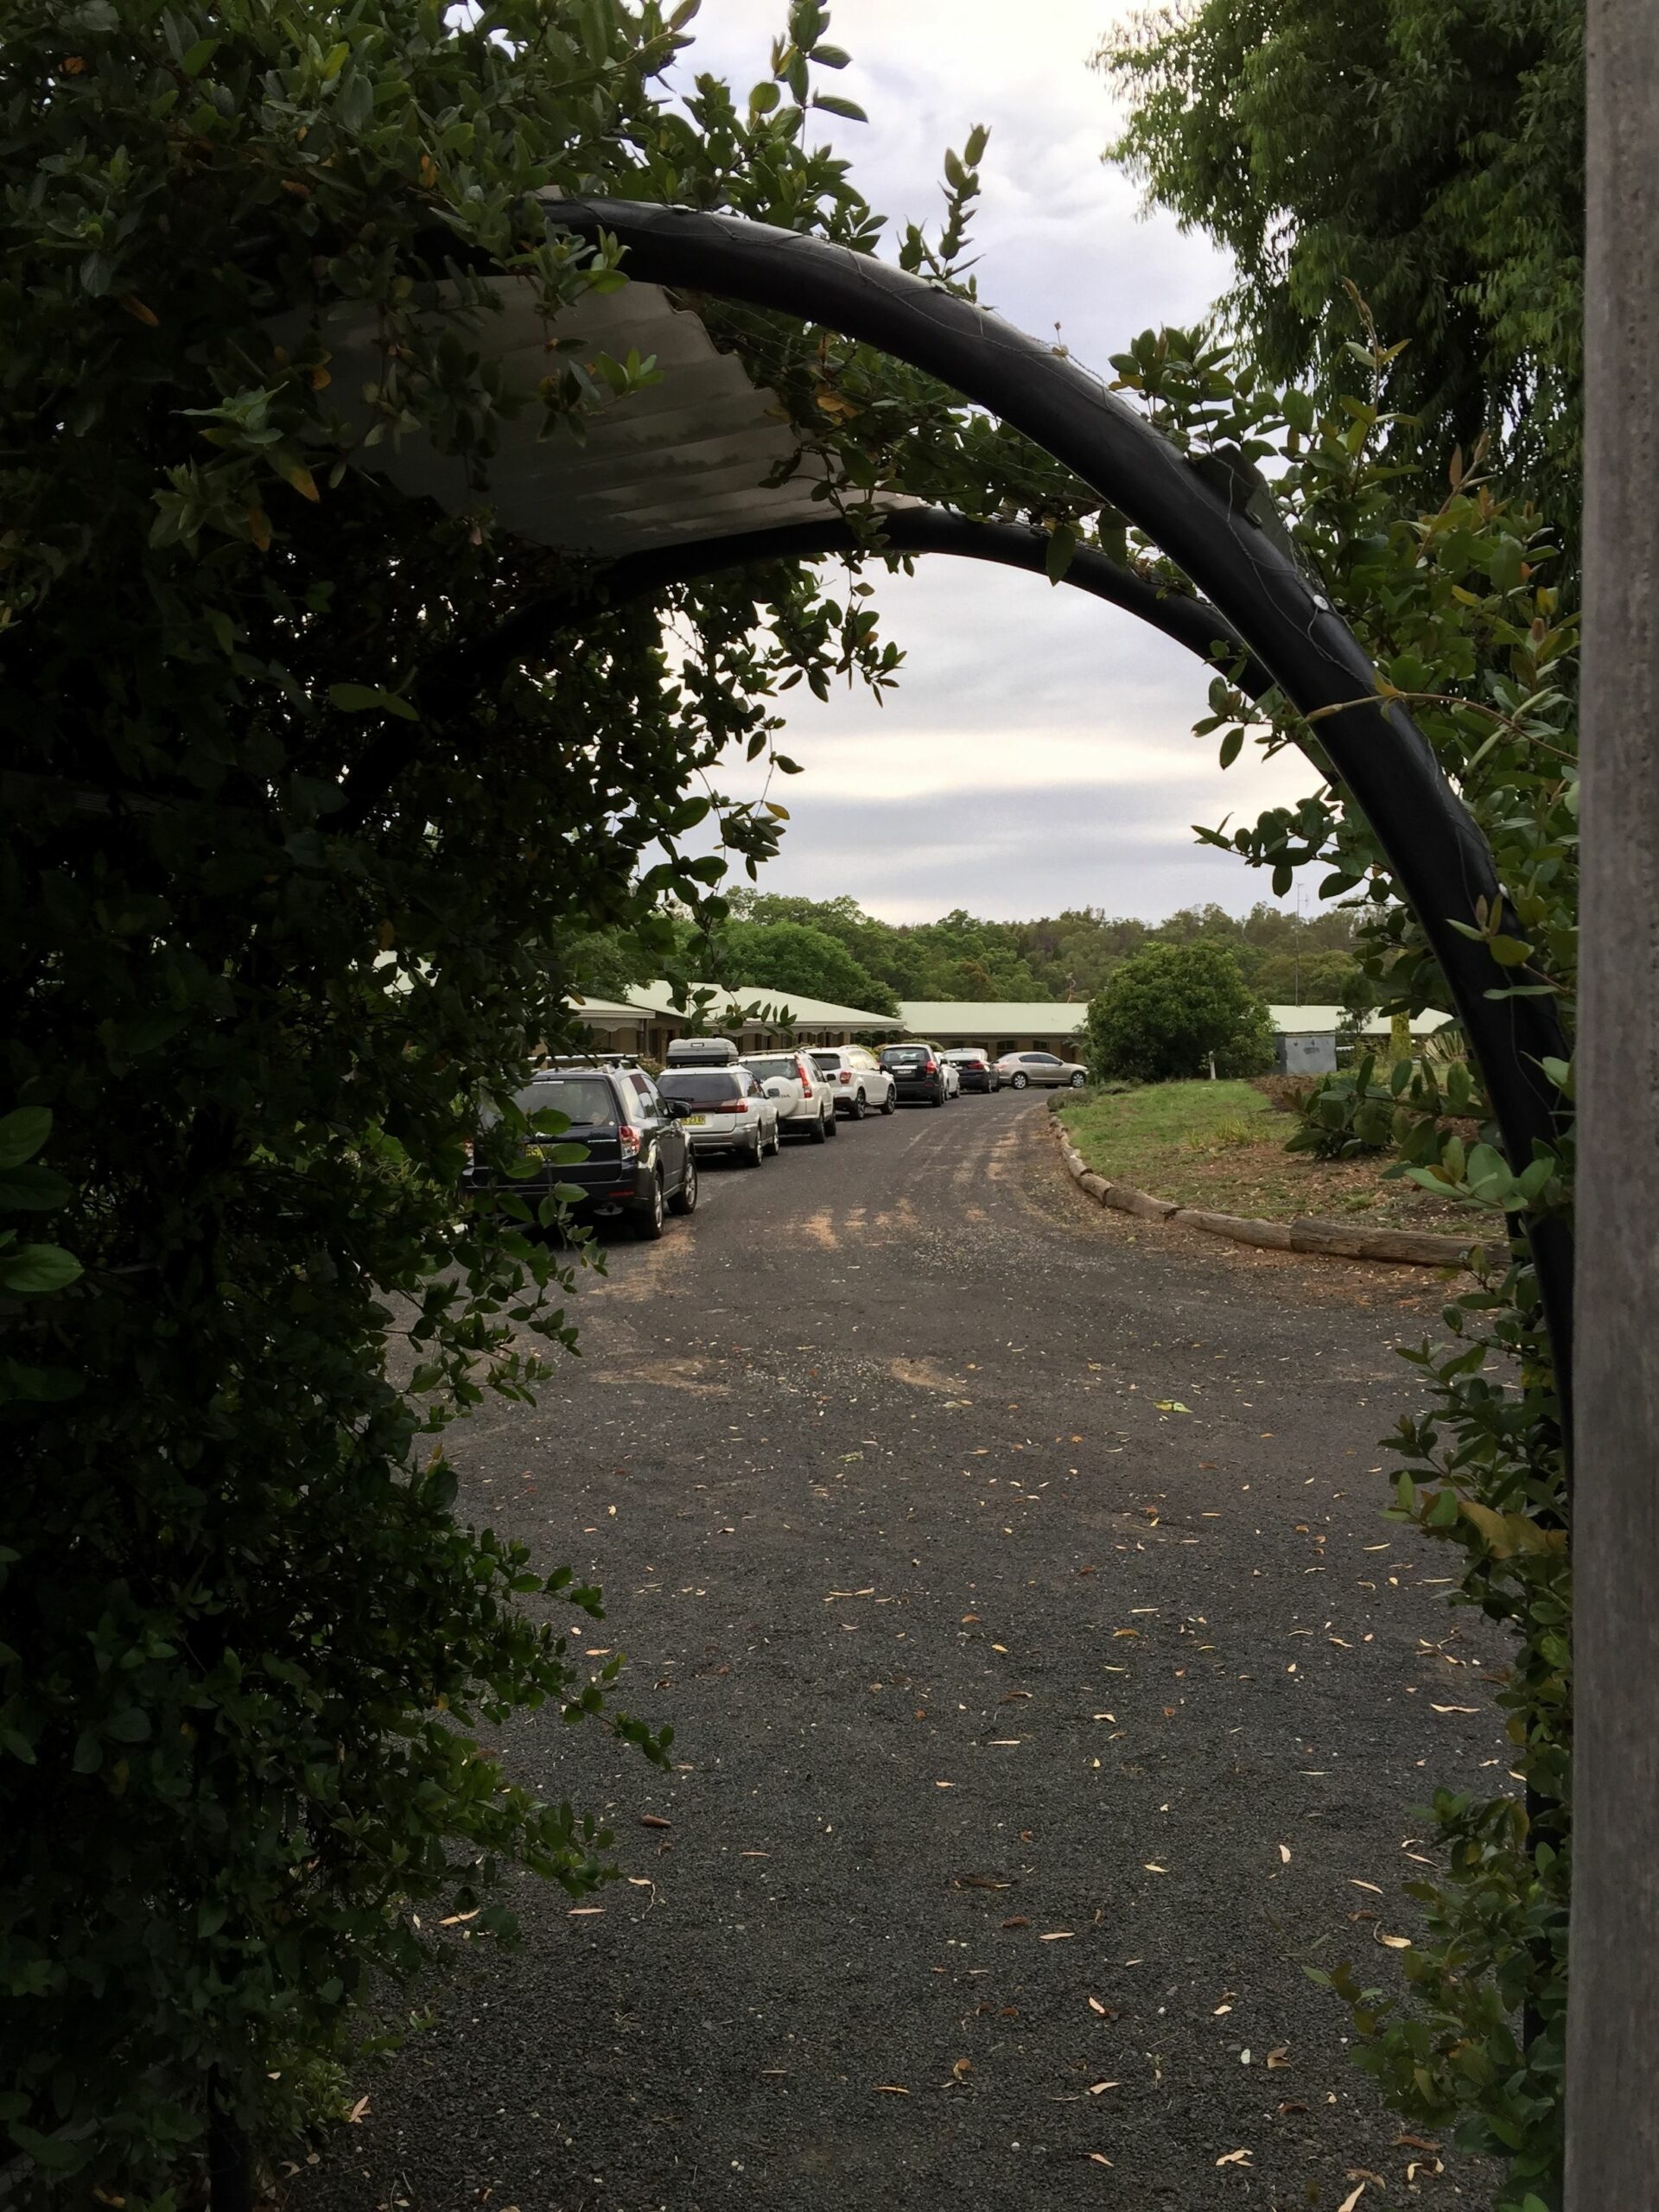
994,1051 -> 1088,1090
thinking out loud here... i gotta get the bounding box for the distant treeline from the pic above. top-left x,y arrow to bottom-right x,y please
572,894 -> 1363,1020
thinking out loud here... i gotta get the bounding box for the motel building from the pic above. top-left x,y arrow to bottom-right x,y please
567,991 -> 1455,1075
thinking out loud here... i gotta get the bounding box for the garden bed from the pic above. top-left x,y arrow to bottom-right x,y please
1054,1079 -> 1471,1231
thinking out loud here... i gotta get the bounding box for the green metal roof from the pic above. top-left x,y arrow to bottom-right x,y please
617,980 -> 902,1030
897,1001 -> 1089,1034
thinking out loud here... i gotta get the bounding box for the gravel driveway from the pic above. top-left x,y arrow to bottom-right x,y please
288,1093 -> 1502,2212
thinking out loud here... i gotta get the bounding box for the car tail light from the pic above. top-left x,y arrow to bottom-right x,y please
838,1070 -> 852,1084
707,1101 -> 747,1114
618,1123 -> 641,1156
921,1058 -> 937,1074
798,1068 -> 813,1096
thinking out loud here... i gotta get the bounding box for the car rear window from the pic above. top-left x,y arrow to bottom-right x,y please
658,1071 -> 741,1103
745,1055 -> 799,1079
883,1046 -> 930,1064
513,1077 -> 615,1124
809,1052 -> 841,1071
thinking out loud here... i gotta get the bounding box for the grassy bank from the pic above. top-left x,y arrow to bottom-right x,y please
1055,1079 -> 1468,1230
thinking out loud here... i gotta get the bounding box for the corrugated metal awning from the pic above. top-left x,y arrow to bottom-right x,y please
308,277 -> 904,556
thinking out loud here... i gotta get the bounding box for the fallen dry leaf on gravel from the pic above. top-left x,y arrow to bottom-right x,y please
1337,2186 -> 1368,2212
872,2085 -> 910,2096
1216,2147 -> 1253,2166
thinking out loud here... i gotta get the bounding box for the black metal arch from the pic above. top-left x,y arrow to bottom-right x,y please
416,506 -> 1271,712
529,197 -> 1573,1414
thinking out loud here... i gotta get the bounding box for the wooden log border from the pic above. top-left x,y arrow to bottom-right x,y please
1048,1111 -> 1471,1271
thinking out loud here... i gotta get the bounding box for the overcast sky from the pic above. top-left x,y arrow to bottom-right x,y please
667,2 -> 1318,925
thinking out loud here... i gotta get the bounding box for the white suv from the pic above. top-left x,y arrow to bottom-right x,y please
741,1050 -> 838,1142
656,1063 -> 780,1166
807,1046 -> 897,1119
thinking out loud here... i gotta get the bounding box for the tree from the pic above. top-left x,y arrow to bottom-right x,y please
1097,0 -> 1586,499
712,919 -> 899,1015
1083,943 -> 1275,1082
1249,948 -> 1360,1003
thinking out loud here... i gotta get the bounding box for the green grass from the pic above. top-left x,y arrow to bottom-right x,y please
1056,1079 -> 1465,1229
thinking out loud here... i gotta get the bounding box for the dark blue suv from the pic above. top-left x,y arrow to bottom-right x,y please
464,1061 -> 697,1240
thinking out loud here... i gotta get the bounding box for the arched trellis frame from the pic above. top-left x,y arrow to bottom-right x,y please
442,196 -> 1575,1414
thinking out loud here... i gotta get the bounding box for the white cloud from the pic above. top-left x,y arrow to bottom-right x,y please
665,4 -> 1296,924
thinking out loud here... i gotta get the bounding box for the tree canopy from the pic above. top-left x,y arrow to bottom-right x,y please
1097,0 -> 1585,500
711,918 -> 899,1014
715,891 -> 1360,1006
1082,942 -> 1275,1082
716,889 -> 1362,1013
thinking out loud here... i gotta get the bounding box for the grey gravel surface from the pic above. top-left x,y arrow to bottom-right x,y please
287,1093 -> 1503,2212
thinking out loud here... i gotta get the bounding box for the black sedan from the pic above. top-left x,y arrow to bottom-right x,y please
942,1049 -> 1000,1093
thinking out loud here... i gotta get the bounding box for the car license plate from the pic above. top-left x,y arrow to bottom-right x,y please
684,1114 -> 708,1126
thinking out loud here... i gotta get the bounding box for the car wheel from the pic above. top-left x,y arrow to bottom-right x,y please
931,1087 -> 944,1106
849,1090 -> 867,1121
1069,1069 -> 1087,1088
740,1130 -> 763,1168
808,1110 -> 829,1143
824,1106 -> 838,1137
880,1089 -> 895,1115
767,1121 -> 782,1154
634,1169 -> 666,1240
669,1153 -> 699,1213
1010,1071 -> 1028,1090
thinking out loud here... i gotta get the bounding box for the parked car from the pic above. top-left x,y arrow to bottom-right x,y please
656,1062 -> 780,1166
740,1050 -> 838,1141
942,1048 -> 1000,1093
808,1045 -> 898,1118
463,1060 -> 697,1238
879,1041 -> 953,1106
995,1050 -> 1089,1090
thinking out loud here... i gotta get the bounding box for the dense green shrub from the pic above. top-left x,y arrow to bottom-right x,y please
0,3 -> 923,2200
1286,1053 -> 1397,1158
1082,941 -> 1275,1084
